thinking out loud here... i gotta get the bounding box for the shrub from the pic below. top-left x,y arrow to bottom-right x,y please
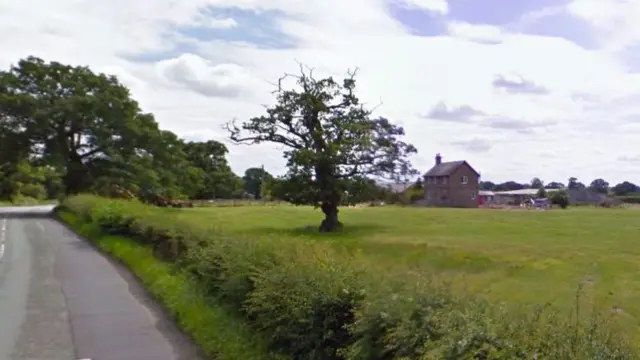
58,195 -> 634,360
551,190 -> 570,209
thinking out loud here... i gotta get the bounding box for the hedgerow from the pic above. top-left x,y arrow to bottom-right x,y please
57,194 -> 633,360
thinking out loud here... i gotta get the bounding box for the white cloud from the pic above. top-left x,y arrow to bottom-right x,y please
1,0 -> 640,184
393,0 -> 448,14
208,17 -> 238,29
567,0 -> 640,51
155,53 -> 253,98
447,22 -> 504,44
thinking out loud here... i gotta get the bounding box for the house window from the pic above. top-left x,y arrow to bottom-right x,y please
461,176 -> 468,184
426,191 -> 431,200
441,177 -> 448,184
426,177 -> 432,184
471,192 -> 476,200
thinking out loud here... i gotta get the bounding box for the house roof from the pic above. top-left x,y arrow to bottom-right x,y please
423,160 -> 480,177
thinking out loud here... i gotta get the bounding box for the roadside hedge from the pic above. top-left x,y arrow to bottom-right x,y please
58,195 -> 633,360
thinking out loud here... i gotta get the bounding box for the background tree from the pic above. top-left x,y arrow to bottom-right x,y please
545,181 -> 565,189
536,187 -> 547,198
479,181 -> 496,191
612,181 -> 639,196
243,166 -> 273,199
227,66 -> 417,232
551,190 -> 570,209
567,177 -> 585,189
183,140 -> 240,199
588,178 -> 609,194
412,177 -> 423,190
531,177 -> 544,189
494,181 -> 525,191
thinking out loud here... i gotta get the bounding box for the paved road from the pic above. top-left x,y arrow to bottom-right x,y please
0,206 -> 201,360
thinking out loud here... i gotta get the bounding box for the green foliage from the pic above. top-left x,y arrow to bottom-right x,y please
536,187 -> 547,198
60,195 -> 633,360
0,56 -> 242,202
612,182 -> 639,196
227,66 -> 417,231
242,166 -> 273,199
0,159 -> 54,201
589,178 -> 610,194
531,177 -> 543,189
551,190 -> 570,209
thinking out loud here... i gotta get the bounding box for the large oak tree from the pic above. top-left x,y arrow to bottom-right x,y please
227,67 -> 417,232
0,56 -> 165,194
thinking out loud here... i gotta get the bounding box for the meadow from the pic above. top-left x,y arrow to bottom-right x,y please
180,205 -> 640,338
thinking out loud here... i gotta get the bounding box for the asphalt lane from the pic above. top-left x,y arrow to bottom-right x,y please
0,207 -> 201,360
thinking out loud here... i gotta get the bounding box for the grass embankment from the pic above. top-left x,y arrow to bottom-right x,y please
58,195 -> 634,359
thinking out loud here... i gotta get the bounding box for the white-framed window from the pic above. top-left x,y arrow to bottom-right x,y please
471,191 -> 476,200
461,176 -> 468,184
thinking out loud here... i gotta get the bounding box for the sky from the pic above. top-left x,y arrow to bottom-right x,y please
2,0 -> 640,184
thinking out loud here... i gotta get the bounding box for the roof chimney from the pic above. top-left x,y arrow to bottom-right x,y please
435,153 -> 442,165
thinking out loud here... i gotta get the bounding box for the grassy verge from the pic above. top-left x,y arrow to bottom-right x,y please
56,208 -> 282,360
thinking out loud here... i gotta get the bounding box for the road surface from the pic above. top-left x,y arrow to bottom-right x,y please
0,205 -> 201,360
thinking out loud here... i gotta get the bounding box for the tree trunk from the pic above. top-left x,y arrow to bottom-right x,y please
319,202 -> 343,232
63,154 -> 88,195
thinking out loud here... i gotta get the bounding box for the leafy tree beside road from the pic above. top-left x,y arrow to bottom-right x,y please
0,56 -> 240,202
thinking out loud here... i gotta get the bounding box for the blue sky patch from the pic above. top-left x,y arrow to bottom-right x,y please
617,44 -> 640,73
175,6 -> 295,49
387,2 -> 446,36
508,8 -> 598,49
387,0 -> 594,49
445,0 -> 568,25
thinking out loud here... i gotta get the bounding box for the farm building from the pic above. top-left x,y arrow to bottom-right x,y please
477,190 -> 495,205
491,188 -> 562,205
423,153 -> 480,208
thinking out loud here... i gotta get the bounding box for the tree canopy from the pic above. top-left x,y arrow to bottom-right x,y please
227,66 -> 417,231
0,56 -> 241,202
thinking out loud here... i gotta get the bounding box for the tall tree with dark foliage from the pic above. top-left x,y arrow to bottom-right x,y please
227,66 -> 417,232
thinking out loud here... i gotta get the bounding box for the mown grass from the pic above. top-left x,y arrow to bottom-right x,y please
177,205 -> 640,343
56,209 -> 282,360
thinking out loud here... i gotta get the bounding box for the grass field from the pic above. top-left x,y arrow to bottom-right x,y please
175,205 -> 640,340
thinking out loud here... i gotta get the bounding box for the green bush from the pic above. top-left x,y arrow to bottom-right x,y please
58,195 -> 633,359
551,190 -> 570,209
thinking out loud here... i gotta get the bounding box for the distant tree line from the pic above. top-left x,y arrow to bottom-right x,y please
479,177 -> 640,197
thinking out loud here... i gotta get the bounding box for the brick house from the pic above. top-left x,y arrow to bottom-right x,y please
423,153 -> 480,208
